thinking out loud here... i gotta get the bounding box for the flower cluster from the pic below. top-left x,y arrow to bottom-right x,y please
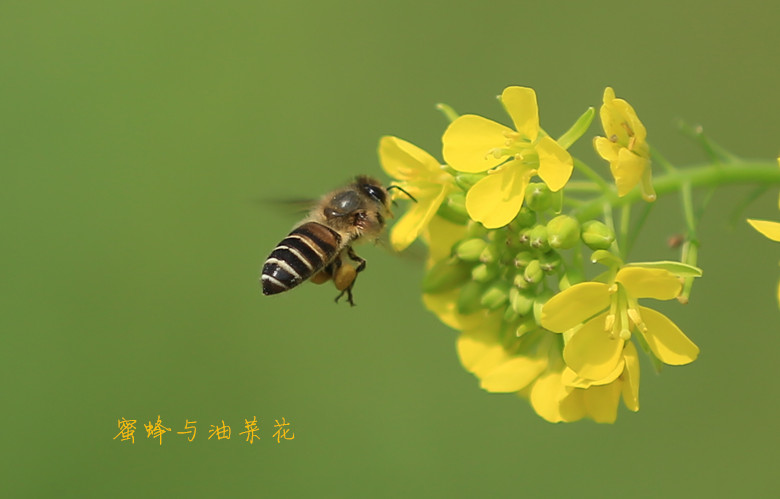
376,85 -> 778,423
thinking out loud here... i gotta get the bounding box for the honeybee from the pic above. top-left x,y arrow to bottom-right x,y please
261,176 -> 405,306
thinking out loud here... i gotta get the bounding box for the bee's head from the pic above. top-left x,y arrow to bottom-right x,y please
355,176 -> 389,207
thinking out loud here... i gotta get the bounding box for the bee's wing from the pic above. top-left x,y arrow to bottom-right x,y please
255,197 -> 316,218
372,234 -> 427,264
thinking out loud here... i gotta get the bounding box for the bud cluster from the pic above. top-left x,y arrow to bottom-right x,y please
423,182 -> 615,343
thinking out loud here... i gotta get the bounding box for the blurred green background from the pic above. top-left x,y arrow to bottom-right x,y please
2,1 -> 779,497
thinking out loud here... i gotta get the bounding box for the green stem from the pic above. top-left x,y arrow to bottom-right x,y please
564,181 -> 603,193
619,203 -> 631,259
625,201 -> 654,256
572,160 -> 780,222
681,181 -> 697,240
572,158 -> 611,193
650,146 -> 678,174
679,180 -> 699,302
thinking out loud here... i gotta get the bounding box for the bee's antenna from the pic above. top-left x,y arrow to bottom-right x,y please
387,185 -> 417,203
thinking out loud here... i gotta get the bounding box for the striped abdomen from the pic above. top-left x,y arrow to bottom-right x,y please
262,221 -> 343,295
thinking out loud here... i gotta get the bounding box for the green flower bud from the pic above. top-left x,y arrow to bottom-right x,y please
472,263 -> 499,282
533,291 -> 553,325
581,220 -> 615,250
546,215 -> 581,249
518,228 -> 531,246
528,225 -> 549,251
510,288 -> 534,315
525,182 -> 553,212
513,250 -> 534,268
457,280 -> 488,315
503,304 -> 520,323
513,206 -> 537,228
539,252 -> 562,272
422,257 -> 472,293
479,244 -> 499,263
523,259 -> 544,284
456,238 -> 488,261
515,317 -> 537,337
513,273 -> 531,290
454,173 -> 485,191
445,192 -> 468,217
466,221 -> 488,239
480,281 -> 510,310
436,193 -> 469,224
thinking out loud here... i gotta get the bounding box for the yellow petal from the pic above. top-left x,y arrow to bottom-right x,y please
541,282 -> 611,333
465,161 -> 531,228
611,99 -> 647,144
611,149 -> 648,196
480,355 -> 547,393
562,358 -> 625,388
621,342 -> 640,412
563,313 -> 625,380
442,115 -> 512,173
456,327 -> 512,378
582,381 -> 621,423
600,87 -> 646,147
593,136 -> 619,163
536,136 -> 573,192
557,387 -> 587,423
639,158 -> 656,202
638,306 -> 699,365
389,184 -> 450,251
423,215 -> 468,264
616,267 -> 681,300
529,371 -> 567,423
599,87 -> 622,139
747,219 -> 780,242
500,86 -> 539,141
422,288 -> 462,330
602,87 -> 616,104
379,136 -> 440,181
424,290 -> 497,331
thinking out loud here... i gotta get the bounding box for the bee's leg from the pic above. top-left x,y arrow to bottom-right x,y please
332,254 -> 358,306
346,247 -> 366,273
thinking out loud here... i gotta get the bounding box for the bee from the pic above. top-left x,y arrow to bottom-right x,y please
261,175 -> 409,306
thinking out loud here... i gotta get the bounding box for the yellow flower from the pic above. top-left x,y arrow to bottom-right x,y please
457,325 -> 549,395
748,219 -> 780,243
453,319 -> 638,423
541,266 -> 699,380
424,255 -> 645,423
529,342 -> 640,424
379,136 -> 453,251
746,156 -> 780,307
593,87 -> 656,201
442,86 -> 573,229
747,218 -> 780,308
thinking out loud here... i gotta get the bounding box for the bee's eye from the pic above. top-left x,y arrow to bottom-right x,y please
361,184 -> 386,205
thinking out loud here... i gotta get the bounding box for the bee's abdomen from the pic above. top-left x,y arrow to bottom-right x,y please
262,222 -> 342,295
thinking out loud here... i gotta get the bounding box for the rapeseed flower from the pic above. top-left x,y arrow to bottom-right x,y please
379,136 -> 454,251
593,87 -> 655,201
442,86 -> 573,229
541,265 -> 699,381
